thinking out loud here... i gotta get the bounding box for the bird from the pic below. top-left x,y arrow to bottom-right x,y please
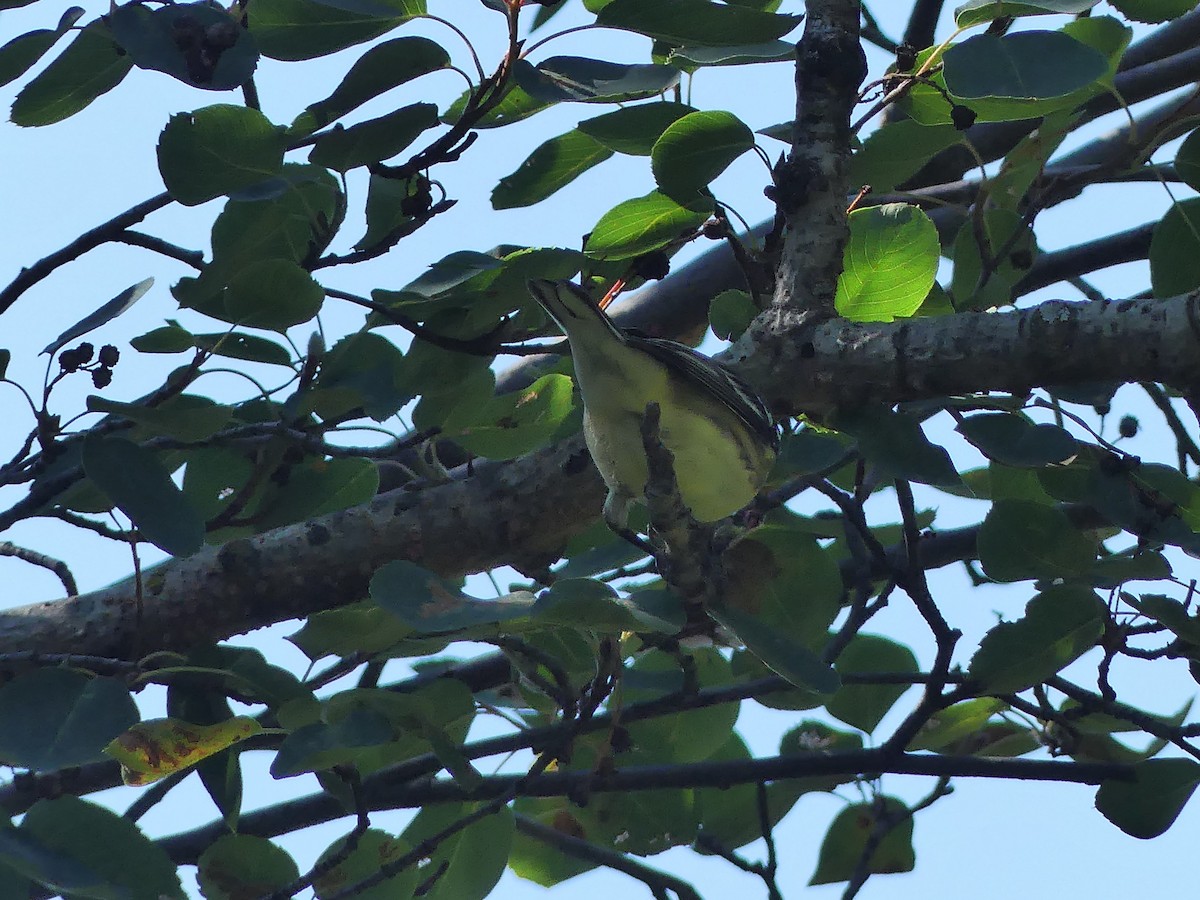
527,278 -> 778,533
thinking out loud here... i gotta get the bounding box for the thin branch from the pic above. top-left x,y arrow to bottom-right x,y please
0,541 -> 77,597
516,814 -> 703,900
0,192 -> 172,316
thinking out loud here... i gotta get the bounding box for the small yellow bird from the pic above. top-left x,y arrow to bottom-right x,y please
527,279 -> 777,530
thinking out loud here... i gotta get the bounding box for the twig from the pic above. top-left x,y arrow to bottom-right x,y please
0,541 -> 77,596
516,814 -> 703,900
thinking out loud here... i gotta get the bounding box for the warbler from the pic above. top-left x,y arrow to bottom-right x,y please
527,279 -> 778,530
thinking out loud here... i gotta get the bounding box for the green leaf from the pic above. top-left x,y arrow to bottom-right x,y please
87,394 -> 232,442
305,331 -> 410,421
942,31 -> 1109,102
1096,758 -> 1200,838
197,835 -> 300,900
10,797 -> 184,899
585,190 -> 710,259
443,81 -> 552,129
968,583 -> 1107,693
827,635 -> 919,733
1150,198 -> 1200,298
312,829 -> 418,900
710,602 -> 840,694
223,259 -> 324,330
308,102 -> 439,171
595,0 -> 803,45
442,374 -> 575,459
850,121 -> 961,195
775,428 -> 850,476
1177,128 -> 1200,192
157,105 -> 286,205
370,560 -> 537,633
492,130 -> 614,209
810,797 -> 915,885
1106,0 -> 1197,23
289,600 -> 413,660
950,207 -> 1037,308
250,457 -> 380,530
955,0 -> 1101,27
107,3 -> 259,91
835,203 -> 939,322
41,277 -> 154,356
709,288 -> 758,340
513,56 -> 681,103
0,670 -> 137,771
131,321 -> 195,354
577,102 -> 695,154
295,36 -> 449,131
907,698 -> 1008,751
533,578 -> 678,632
651,109 -> 754,200
250,0 -> 425,61
834,406 -> 960,486
10,23 -> 132,126
624,648 -> 738,763
977,499 -> 1096,582
400,804 -> 514,900
957,413 -> 1078,467
1124,593 -> 1200,644
194,332 -> 294,365
82,435 -> 206,556
0,7 -> 83,89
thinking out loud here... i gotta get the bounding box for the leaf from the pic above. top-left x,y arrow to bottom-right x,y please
595,0 -> 803,45
193,332 -> 294,365
1096,758 -> 1200,838
810,798 -> 915,885
0,7 -> 83,89
577,102 -> 695,155
370,560 -> 537,633
442,374 -> 576,459
41,277 -> 153,356
87,394 -> 232,442
967,584 -> 1107,693
950,207 -> 1037,308
584,190 -> 710,259
907,698 -> 1008,751
222,259 -> 324,331
513,56 -> 681,103
709,602 -> 840,694
835,203 -> 940,322
834,406 -> 960,486
197,835 -> 300,900
250,0 -> 426,61
10,23 -> 132,126
1105,0 -> 1196,23
942,31 -> 1109,101
651,109 -> 754,200
1124,593 -> 1200,644
106,717 -> 262,786
533,578 -> 678,632
1177,128 -> 1200,192
827,635 -> 919,733
957,413 -> 1078,467
491,130 -> 613,209
82,435 -> 206,556
311,829 -> 418,900
1150,198 -> 1200,298
10,797 -> 184,899
0,670 -> 137,771
295,36 -> 449,131
308,102 -> 439,171
157,105 -> 286,205
400,804 -> 514,900
849,121 -> 961,193
977,499 -> 1096,582
709,288 -> 758,340
107,3 -> 259,91
955,0 -> 1101,27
